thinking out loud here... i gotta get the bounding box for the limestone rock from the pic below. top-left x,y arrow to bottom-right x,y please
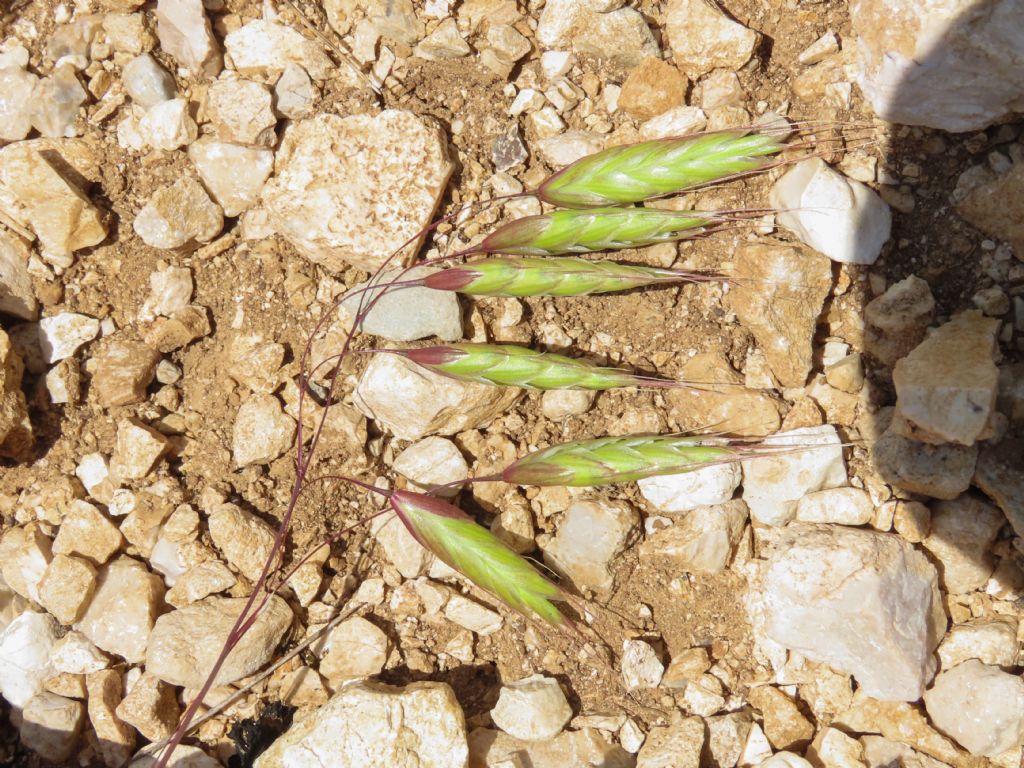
665,0 -> 758,76
637,716 -> 704,768
354,353 -> 521,440
138,97 -> 198,151
543,499 -> 638,591
770,158 -> 891,266
274,63 -> 316,119
254,681 -> 468,768
147,596 -> 291,688
128,746 -> 221,768
393,437 -> 468,498
52,500 -> 123,565
807,727 -> 865,768
337,267 -> 463,342
115,672 -> 179,740
0,66 -> 38,142
638,500 -> 747,574
166,559 -> 236,606
958,163 -> 1024,253
86,668 -> 135,767
938,618 -> 1018,670
638,463 -> 741,514
0,523 -> 52,602
923,660 -> 1024,756
122,53 -> 176,107
224,20 -> 334,80
622,639 -> 664,690
444,595 -> 503,636
109,419 -> 170,480
618,57 -> 687,119
0,329 -> 30,459
541,389 -> 595,420
75,558 -> 164,663
50,631 -> 109,675
759,525 -> 945,701
872,429 -> 976,500
144,304 -> 211,352
0,611 -> 59,707
91,339 -> 160,408
468,726 -> 634,768
892,312 -> 999,446
537,131 -> 606,167
38,554 -> 97,625
727,241 -> 834,387
491,675 -> 572,742
747,686 -> 814,751
0,229 -> 36,320
318,616 -> 389,685
38,312 -> 99,363
372,513 -> 434,578
155,0 -> 221,76
741,425 -> 847,526
206,78 -> 277,145
795,487 -> 874,526
188,140 -> 273,217
29,65 -> 87,139
536,0 -> 659,74
667,353 -> 781,436
922,495 -> 1004,594
263,111 -> 452,273
232,394 -> 296,466
102,13 -> 155,55
20,691 -> 85,763
133,177 -> 223,250
0,143 -> 106,259
415,18 -> 472,60
207,503 -> 275,582
851,0 -> 1024,131
864,275 -> 935,366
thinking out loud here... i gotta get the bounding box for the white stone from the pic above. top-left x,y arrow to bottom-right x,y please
155,0 -> 221,76
129,746 -> 221,768
640,106 -> 708,139
923,659 -> 1024,756
232,393 -> 296,466
536,131 -> 606,167
851,0 -> 1024,132
537,0 -> 658,73
759,525 -> 945,702
741,425 -> 847,526
224,20 -> 333,80
665,0 -> 758,75
133,177 -> 222,249
739,723 -> 773,767
139,265 -> 192,322
491,675 -> 572,742
122,54 -> 176,108
541,51 -> 574,80
337,266 -> 462,342
138,98 -> 198,151
20,691 -> 84,763
165,559 -> 236,607
318,616 -> 388,684
207,503 -> 276,582
0,229 -> 35,320
757,753 -> 814,768
371,512 -> 434,578
354,353 -> 521,440
393,437 -> 468,498
0,66 -> 38,142
540,389 -> 595,420
638,500 -> 747,574
76,453 -> 112,503
682,674 -> 726,717
29,65 -> 87,139
263,111 -> 453,273
206,77 -> 277,145
187,141 -> 273,219
638,463 -> 740,514
543,499 -> 638,591
50,631 -> 109,675
110,419 -> 170,481
795,487 -> 874,526
414,18 -> 471,60
0,611 -> 59,707
937,618 -> 1018,669
622,639 -> 663,690
0,142 -> 106,259
799,31 -> 840,66
274,63 -> 315,118
0,524 -> 52,602
75,558 -> 164,663
922,495 -> 1004,594
253,681 -> 468,768
769,158 -> 892,265
39,312 -> 99,362
445,594 -> 503,635
146,595 -> 292,688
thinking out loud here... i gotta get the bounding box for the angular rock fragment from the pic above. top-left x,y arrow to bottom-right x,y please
155,0 -> 221,76
188,140 -> 273,217
537,0 -> 659,74
133,177 -> 223,249
91,339 -> 160,408
543,499 -> 638,591
20,691 -> 85,763
263,111 -> 453,273
665,0 -> 758,75
75,558 -> 164,663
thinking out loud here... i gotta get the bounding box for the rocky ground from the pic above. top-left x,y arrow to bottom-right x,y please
0,0 -> 1022,766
